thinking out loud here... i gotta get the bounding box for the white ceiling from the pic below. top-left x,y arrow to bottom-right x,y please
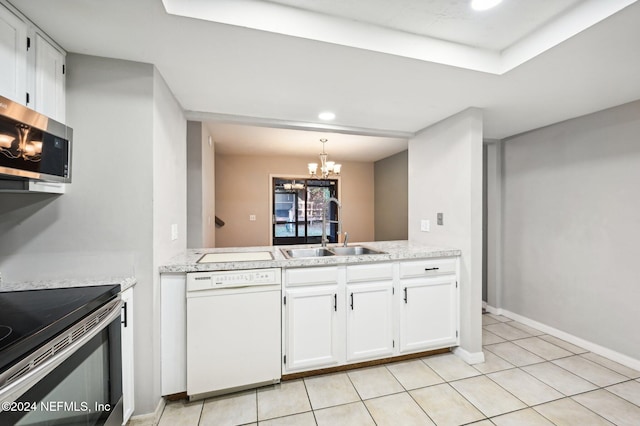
207,123 -> 407,162
161,0 -> 635,73
262,0 -> 583,50
262,0 -> 582,50
8,0 -> 640,162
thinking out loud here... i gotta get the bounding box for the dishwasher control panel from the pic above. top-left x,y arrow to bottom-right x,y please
187,268 -> 281,291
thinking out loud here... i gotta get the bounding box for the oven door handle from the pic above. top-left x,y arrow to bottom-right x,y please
0,297 -> 123,405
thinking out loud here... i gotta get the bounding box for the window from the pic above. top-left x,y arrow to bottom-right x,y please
272,178 -> 338,245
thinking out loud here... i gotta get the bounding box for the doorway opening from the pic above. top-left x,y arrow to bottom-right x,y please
272,177 -> 339,245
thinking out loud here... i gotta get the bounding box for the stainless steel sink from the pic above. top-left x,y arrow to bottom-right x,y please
281,245 -> 386,258
281,247 -> 335,259
330,246 -> 386,256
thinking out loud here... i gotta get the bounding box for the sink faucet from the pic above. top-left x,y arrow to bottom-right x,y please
322,197 -> 342,247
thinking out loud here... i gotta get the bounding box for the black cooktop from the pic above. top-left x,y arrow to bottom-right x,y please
0,285 -> 120,374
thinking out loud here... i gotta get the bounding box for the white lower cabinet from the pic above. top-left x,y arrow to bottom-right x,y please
399,274 -> 458,353
346,281 -> 394,362
120,287 -> 135,425
284,284 -> 341,372
283,259 -> 458,374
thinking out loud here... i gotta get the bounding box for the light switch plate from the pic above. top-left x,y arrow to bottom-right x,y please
249,214 -> 256,221
171,224 -> 178,241
420,219 -> 430,232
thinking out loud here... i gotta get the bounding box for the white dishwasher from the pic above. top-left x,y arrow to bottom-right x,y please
186,268 -> 281,400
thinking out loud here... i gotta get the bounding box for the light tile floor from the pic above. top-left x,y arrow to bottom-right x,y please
154,314 -> 640,426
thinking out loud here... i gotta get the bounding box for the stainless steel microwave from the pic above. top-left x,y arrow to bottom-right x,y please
0,95 -> 72,183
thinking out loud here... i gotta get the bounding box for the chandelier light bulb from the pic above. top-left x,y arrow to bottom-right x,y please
309,138 -> 342,178
0,134 -> 14,148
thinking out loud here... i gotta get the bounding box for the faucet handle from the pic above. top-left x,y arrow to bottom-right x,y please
342,232 -> 349,247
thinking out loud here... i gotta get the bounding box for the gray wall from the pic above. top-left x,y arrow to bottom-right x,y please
0,54 -> 187,416
408,108 -> 484,361
151,66 -> 187,413
0,56 -> 154,282
484,140 -> 501,307
187,122 -> 203,248
374,150 -> 408,241
502,100 -> 640,361
186,121 -> 215,248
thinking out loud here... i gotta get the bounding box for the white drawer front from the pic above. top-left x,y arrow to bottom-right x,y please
286,266 -> 339,286
347,263 -> 393,283
400,258 -> 457,279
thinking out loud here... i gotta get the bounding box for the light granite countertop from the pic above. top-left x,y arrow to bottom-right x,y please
160,240 -> 461,273
0,276 -> 137,293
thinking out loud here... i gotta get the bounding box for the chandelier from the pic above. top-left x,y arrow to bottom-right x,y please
308,138 -> 342,178
0,124 -> 42,162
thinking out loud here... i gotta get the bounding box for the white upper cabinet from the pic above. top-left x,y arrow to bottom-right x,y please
0,2 -> 66,122
33,32 -> 65,122
0,3 -> 27,104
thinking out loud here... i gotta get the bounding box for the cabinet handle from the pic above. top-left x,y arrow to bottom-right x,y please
425,267 -> 440,271
350,293 -> 354,310
334,294 -> 337,312
403,288 -> 408,304
121,302 -> 128,328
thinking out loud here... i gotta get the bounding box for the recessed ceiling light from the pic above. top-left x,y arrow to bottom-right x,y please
318,111 -> 336,121
471,0 -> 502,11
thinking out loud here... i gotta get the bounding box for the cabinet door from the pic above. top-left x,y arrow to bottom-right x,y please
120,287 -> 135,425
34,33 -> 65,122
0,4 -> 27,104
399,275 -> 458,353
346,281 -> 394,362
284,286 -> 340,372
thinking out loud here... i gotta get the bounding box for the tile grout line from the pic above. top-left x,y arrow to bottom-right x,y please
383,361 -> 440,426
481,317 -> 640,424
576,352 -> 640,380
255,389 -> 259,426
300,376 -> 319,426
444,379 -> 490,422
478,321 -> 604,422
480,322 -> 587,425
163,316 -> 638,426
196,399 -> 204,426
567,389 -> 628,426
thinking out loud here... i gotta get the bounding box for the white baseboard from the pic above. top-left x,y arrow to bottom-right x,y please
485,305 -> 640,372
484,304 -> 501,315
453,346 -> 485,365
127,398 -> 166,426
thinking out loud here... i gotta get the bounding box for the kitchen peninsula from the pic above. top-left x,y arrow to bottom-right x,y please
160,240 -> 461,399
160,240 -> 460,272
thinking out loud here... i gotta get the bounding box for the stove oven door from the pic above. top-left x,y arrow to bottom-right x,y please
0,298 -> 123,426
